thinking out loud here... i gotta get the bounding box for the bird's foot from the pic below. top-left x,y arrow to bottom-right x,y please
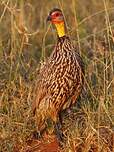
32,131 -> 42,140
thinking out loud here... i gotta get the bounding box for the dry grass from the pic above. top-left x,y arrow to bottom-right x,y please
0,0 -> 114,151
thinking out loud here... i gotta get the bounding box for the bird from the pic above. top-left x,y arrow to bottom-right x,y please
32,8 -> 84,142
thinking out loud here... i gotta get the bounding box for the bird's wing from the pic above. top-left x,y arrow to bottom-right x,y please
32,61 -> 51,114
32,83 -> 47,114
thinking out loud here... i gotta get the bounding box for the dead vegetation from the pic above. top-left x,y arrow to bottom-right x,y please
0,0 -> 114,151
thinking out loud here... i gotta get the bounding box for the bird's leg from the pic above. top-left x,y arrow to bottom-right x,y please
33,119 -> 46,139
59,112 -> 63,125
54,119 -> 64,142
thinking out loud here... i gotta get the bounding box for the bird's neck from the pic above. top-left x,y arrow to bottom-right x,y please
54,22 -> 65,38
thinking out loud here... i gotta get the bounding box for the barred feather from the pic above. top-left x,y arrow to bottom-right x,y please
33,36 -> 84,132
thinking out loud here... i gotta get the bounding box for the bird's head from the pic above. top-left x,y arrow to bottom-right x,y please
47,8 -> 65,38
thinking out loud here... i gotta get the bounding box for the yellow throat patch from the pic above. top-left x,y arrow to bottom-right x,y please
55,22 -> 65,37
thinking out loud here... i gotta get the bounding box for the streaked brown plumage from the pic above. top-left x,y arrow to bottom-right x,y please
33,8 -> 84,141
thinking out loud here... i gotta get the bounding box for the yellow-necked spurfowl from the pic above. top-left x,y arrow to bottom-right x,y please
32,8 -> 84,142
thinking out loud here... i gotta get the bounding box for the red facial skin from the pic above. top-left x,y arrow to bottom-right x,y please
50,11 -> 64,24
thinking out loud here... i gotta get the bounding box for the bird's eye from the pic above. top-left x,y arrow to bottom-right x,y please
55,13 -> 60,17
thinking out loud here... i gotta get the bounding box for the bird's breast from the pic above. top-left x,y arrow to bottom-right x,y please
47,50 -> 82,105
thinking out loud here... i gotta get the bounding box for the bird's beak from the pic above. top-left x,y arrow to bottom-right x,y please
46,15 -> 51,22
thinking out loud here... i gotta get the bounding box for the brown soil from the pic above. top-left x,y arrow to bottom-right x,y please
14,134 -> 62,152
